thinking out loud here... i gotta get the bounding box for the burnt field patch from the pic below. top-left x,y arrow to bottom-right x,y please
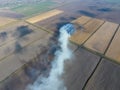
78,10 -> 97,17
97,8 -> 112,12
35,12 -> 78,32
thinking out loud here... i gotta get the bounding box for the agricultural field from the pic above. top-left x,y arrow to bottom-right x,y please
26,9 -> 63,23
0,0 -> 75,17
11,0 -> 58,16
0,16 -> 16,27
0,21 -> 50,82
0,0 -> 120,90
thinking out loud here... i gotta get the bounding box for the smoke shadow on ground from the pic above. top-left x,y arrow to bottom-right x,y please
14,42 -> 23,53
73,23 -> 85,32
78,10 -> 97,17
89,6 -> 112,12
88,6 -> 98,10
13,25 -> 33,38
97,8 -> 112,12
0,32 -> 7,41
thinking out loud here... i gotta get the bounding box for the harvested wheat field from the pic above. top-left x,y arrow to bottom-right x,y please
70,17 -> 104,45
26,9 -> 63,23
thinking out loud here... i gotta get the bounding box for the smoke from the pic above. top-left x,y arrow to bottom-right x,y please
26,24 -> 73,90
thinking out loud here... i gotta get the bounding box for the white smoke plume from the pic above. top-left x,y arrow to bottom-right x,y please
26,25 -> 73,90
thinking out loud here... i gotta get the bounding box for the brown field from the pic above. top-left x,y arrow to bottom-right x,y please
0,17 -> 16,27
0,21 -> 36,47
1,0 -> 120,90
35,12 -> 79,32
106,27 -> 120,62
71,16 -> 91,25
0,21 -> 51,82
70,17 -> 104,45
84,22 -> 118,54
0,21 -> 49,61
0,15 -> 120,90
0,33 -> 51,81
26,9 -> 63,24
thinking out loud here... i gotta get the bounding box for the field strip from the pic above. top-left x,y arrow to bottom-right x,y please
84,22 -> 119,54
70,17 -> 104,45
106,26 -> 120,62
0,17 -> 16,27
26,9 -> 63,23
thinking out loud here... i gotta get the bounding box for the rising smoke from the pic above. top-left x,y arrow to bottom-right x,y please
26,24 -> 74,90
